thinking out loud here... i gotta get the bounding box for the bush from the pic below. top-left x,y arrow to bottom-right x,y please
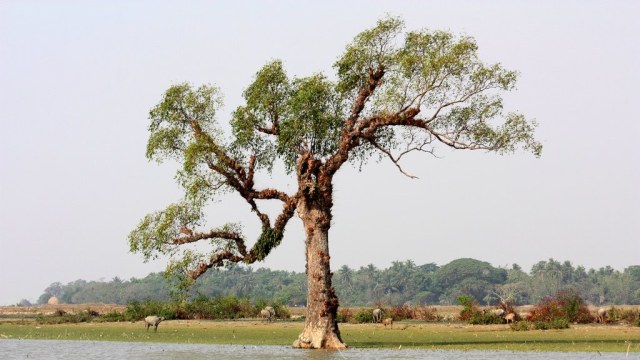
36,311 -> 97,325
84,308 -> 100,317
534,318 -> 570,330
124,299 -> 176,321
457,295 -> 504,324
270,302 -> 290,320
457,295 -> 479,322
510,320 -> 533,331
389,304 -> 414,321
336,308 -> 353,323
413,306 -> 442,322
616,307 -> 640,326
99,296 -> 298,322
99,311 -> 126,322
469,312 -> 504,325
352,308 -> 374,323
529,290 -> 592,324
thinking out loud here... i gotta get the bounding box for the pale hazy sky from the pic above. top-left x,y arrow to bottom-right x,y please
1,1 -> 638,306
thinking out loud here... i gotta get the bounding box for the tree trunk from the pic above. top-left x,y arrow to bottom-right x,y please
292,196 -> 346,349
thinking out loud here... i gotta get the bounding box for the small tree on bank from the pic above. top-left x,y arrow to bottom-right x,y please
129,17 -> 541,349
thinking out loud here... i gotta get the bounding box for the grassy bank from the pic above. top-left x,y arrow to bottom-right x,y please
1,320 -> 638,353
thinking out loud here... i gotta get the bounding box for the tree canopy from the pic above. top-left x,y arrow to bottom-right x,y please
130,17 -> 541,287
129,16 -> 542,348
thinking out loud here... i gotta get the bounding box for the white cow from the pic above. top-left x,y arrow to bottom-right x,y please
372,308 -> 383,323
144,316 -> 165,332
262,306 -> 276,322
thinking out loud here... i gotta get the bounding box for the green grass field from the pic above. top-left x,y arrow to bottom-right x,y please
1,320 -> 638,353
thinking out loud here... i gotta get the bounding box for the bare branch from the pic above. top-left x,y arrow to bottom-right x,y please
362,130 -> 435,179
366,136 -> 418,179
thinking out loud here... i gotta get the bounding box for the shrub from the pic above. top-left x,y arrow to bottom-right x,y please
617,307 -> 640,326
270,302 -> 290,320
549,318 -> 570,329
336,308 -> 353,323
84,308 -> 100,317
469,312 -> 504,325
457,295 -> 479,322
414,306 -> 442,322
186,295 -> 215,319
510,320 -> 533,331
102,296 -> 296,322
36,311 -> 97,325
534,318 -> 569,330
529,290 -> 592,324
389,304 -> 414,321
99,311 -> 126,322
124,299 -> 176,321
352,308 -> 374,323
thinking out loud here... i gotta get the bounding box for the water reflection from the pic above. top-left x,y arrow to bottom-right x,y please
0,340 -> 633,360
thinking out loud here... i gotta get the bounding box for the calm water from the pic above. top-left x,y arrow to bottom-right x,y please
0,340 -> 637,359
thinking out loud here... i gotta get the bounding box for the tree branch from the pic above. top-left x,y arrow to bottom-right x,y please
188,251 -> 245,279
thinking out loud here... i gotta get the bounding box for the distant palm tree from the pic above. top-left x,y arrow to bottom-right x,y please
338,265 -> 353,289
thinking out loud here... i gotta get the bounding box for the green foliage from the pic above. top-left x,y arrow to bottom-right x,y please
269,302 -> 291,320
147,83 -> 223,163
534,318 -> 570,330
457,295 -> 479,321
35,258 -> 640,308
457,295 -> 503,324
208,295 -> 255,319
119,296 -> 271,321
252,226 -> 284,261
438,259 -> 507,304
131,16 -> 543,298
36,309 -> 100,325
99,311 -> 127,322
352,308 -> 374,323
335,16 -> 404,94
230,60 -> 287,169
509,320 -> 533,331
124,299 -> 176,321
278,74 -> 343,171
128,202 -> 203,261
470,312 -> 504,325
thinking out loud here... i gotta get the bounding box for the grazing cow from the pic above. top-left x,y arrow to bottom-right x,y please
382,318 -> 393,328
262,306 -> 276,322
597,308 -> 607,323
260,309 -> 271,322
144,316 -> 165,332
504,313 -> 516,324
372,308 -> 383,323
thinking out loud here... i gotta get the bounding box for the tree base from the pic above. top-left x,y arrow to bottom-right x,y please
292,331 -> 347,349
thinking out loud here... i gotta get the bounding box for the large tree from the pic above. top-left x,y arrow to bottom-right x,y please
129,17 -> 541,349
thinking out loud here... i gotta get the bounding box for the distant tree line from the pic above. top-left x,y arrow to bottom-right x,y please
30,258 -> 640,307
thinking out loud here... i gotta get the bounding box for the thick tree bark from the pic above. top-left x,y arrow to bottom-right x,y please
292,194 -> 346,349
